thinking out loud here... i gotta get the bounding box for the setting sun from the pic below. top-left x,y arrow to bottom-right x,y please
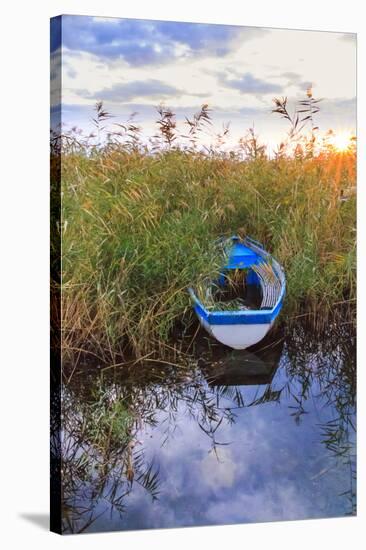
330,131 -> 353,152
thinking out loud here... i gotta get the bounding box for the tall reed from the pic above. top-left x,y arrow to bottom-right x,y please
55,98 -> 356,362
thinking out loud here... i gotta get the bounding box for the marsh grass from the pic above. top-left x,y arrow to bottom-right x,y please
55,97 -> 356,362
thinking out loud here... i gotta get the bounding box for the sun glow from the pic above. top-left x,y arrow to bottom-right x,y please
329,131 -> 354,152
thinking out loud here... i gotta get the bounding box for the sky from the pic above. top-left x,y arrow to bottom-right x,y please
51,15 -> 356,153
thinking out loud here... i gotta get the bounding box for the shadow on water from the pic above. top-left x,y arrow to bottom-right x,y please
58,320 -> 356,534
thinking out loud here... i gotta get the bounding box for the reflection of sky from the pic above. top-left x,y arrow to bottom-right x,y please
78,353 -> 355,533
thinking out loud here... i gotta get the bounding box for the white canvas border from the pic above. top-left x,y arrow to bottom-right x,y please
0,0 -> 364,548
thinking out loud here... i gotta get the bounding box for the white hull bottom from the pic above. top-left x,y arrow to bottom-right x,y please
198,315 -> 272,349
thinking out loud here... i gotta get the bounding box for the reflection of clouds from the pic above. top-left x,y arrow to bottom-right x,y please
201,447 -> 238,489
62,325 -> 356,533
105,377 -> 352,531
205,483 -> 308,524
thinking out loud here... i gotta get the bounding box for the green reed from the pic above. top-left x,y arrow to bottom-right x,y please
56,102 -> 356,361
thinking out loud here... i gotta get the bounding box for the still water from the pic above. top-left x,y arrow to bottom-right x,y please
60,322 -> 356,533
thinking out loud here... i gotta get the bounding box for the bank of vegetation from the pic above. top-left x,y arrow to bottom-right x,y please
52,93 -> 356,362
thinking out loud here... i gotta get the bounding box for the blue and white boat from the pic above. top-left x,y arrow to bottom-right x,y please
188,236 -> 286,349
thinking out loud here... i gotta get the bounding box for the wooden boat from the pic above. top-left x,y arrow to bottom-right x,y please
188,236 -> 286,349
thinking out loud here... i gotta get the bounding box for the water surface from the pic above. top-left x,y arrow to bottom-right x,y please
61,323 -> 356,533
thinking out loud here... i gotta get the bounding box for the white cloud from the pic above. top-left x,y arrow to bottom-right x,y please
59,22 -> 356,148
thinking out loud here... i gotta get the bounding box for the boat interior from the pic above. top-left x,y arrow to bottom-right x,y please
212,236 -> 283,312
208,260 -> 281,312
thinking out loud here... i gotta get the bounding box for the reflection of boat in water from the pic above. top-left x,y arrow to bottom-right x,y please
201,338 -> 284,387
188,236 -> 286,350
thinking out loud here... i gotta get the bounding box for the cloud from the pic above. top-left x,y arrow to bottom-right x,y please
279,71 -> 302,85
76,79 -> 207,103
317,96 -> 356,123
66,67 -> 78,79
50,48 -> 61,108
50,49 -> 61,82
298,80 -> 313,92
216,105 -> 267,117
60,16 -> 175,66
280,73 -> 312,92
153,20 -> 267,55
264,72 -> 313,93
219,72 -> 283,94
58,15 -> 268,66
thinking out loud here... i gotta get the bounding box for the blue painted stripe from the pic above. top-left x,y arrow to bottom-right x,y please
209,310 -> 272,325
194,296 -> 284,326
193,302 -> 209,321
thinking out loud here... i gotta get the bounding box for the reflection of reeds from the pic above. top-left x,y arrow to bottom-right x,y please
284,321 -> 356,515
61,382 -> 161,533
52,96 -> 356,361
61,364 -> 235,532
60,320 -> 356,532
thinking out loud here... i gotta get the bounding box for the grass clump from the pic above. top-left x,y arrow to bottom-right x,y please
55,98 -> 356,361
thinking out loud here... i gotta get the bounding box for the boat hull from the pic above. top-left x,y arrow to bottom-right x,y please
197,313 -> 273,349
